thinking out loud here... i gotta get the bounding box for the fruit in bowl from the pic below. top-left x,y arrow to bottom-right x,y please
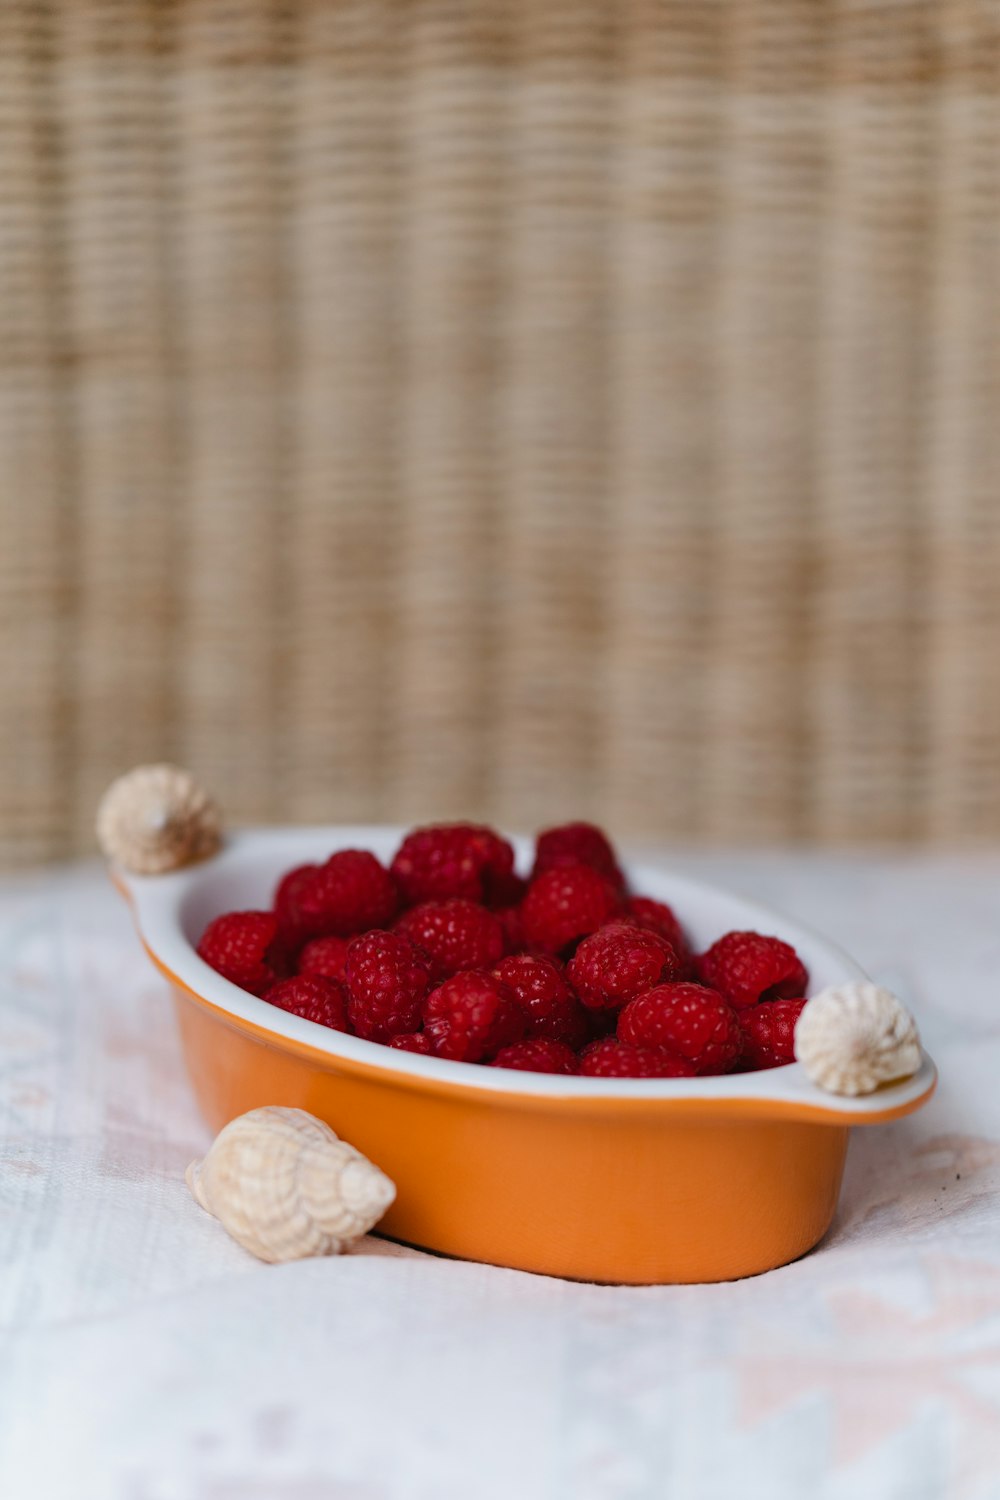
111,815 -> 937,1284
193,821 -> 816,1080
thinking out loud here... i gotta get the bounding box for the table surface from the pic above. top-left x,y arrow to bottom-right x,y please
1,852 -> 998,1500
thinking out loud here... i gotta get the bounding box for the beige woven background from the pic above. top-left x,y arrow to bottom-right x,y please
3,0 -> 1000,866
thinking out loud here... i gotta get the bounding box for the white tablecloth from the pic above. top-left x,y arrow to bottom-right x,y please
1,853 -> 999,1500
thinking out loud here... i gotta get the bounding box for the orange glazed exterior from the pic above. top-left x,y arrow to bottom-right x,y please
159,957 -> 930,1285
116,829 -> 937,1286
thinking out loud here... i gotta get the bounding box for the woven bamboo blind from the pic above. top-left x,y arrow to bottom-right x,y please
2,0 -> 1000,865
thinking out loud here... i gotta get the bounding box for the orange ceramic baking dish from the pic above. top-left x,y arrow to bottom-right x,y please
117,827 -> 937,1284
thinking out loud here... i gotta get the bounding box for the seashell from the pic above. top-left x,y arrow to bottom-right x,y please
186,1106 -> 396,1262
96,763 -> 221,873
794,982 -> 921,1096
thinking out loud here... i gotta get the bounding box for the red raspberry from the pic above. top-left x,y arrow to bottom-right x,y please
273,863 -> 320,950
395,898 -> 504,981
620,897 -> 690,961
520,866 -> 620,954
197,910 -> 287,996
492,1039 -> 578,1074
389,1031 -> 432,1055
739,997 -> 807,1070
345,930 -> 431,1043
578,1038 -> 695,1079
266,974 -> 348,1032
532,822 -> 624,889
290,850 -> 398,942
423,971 -> 526,1062
696,930 -> 808,1011
391,824 -> 515,906
567,923 -> 682,1010
618,982 -> 743,1075
297,935 -> 350,983
491,954 -> 590,1047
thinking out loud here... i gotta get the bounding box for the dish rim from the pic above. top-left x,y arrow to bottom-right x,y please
115,824 -> 937,1122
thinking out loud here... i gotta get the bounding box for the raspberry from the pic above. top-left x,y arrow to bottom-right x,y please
274,863 -> 320,950
395,898 -> 504,981
423,971 -> 526,1062
620,897 -> 690,962
491,954 -> 590,1047
345,930 -> 431,1043
520,866 -> 620,954
696,931 -> 808,1011
197,910 -> 287,996
266,974 -> 348,1032
297,935 -> 350,983
492,1039 -> 578,1074
578,1038 -> 695,1079
618,982 -> 743,1075
532,822 -> 624,889
739,997 -> 807,1070
388,1031 -> 432,1055
567,923 -> 682,1010
391,824 -> 515,906
290,850 -> 398,942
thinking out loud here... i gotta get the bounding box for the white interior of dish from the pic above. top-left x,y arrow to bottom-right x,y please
118,826 -> 936,1113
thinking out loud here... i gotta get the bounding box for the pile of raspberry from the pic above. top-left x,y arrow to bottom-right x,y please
196,822 -> 809,1077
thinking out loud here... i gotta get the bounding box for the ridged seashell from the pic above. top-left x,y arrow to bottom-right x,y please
96,763 -> 221,873
186,1107 -> 396,1262
794,982 -> 921,1096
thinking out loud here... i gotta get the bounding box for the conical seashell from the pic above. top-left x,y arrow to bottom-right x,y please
186,1107 -> 396,1262
96,763 -> 221,873
794,982 -> 921,1096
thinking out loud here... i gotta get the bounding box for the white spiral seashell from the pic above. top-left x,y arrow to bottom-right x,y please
186,1107 -> 396,1262
96,763 -> 221,873
794,982 -> 921,1096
